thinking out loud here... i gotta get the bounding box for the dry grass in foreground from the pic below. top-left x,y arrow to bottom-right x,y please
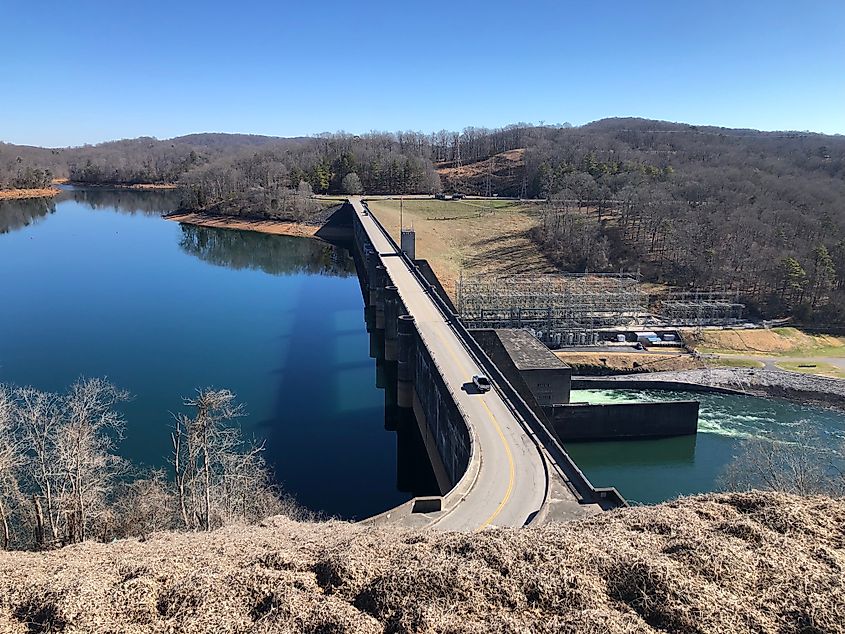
0,491 -> 843,633
0,188 -> 60,200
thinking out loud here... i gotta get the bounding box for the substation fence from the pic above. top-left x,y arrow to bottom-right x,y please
653,291 -> 745,326
456,273 -> 648,346
456,275 -> 746,343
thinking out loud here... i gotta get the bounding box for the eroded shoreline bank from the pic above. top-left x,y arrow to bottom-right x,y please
164,211 -> 320,238
0,187 -> 60,200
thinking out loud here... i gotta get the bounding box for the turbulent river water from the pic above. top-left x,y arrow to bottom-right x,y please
566,388 -> 845,503
0,188 -> 436,519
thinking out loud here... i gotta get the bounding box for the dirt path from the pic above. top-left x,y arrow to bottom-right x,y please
712,353 -> 845,379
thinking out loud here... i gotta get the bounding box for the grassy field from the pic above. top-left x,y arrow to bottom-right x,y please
704,357 -> 766,369
685,327 -> 845,357
775,360 -> 845,379
365,198 -> 552,299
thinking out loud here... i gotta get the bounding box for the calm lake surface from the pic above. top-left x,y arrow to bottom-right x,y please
0,189 -> 434,519
566,389 -> 845,503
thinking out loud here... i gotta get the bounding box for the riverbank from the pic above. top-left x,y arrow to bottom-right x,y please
1,491 -> 841,633
164,211 -> 320,238
66,181 -> 179,190
0,187 -> 60,200
580,367 -> 845,411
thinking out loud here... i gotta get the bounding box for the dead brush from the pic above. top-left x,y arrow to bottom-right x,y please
0,491 -> 843,633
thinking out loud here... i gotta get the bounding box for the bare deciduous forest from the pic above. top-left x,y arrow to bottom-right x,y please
2,117 -> 843,325
0,380 -> 295,551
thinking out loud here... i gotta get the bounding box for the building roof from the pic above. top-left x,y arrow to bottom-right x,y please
495,329 -> 571,371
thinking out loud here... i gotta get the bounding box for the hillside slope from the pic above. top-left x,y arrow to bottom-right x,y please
1,491 -> 842,633
437,148 -> 526,196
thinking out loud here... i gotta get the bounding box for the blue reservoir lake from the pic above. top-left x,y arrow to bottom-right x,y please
0,189 -> 435,519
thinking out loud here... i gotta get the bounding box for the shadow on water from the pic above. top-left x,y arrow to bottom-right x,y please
175,223 -> 437,518
260,241 -> 437,519
564,434 -> 697,468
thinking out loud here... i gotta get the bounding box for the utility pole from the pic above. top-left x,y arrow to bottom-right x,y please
400,196 -> 404,231
485,157 -> 492,198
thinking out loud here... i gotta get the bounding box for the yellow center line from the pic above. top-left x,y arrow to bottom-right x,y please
425,310 -> 517,531
475,397 -> 516,530
359,207 -> 517,530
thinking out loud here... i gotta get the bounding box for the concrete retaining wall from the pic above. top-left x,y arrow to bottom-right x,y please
547,400 -> 699,442
412,335 -> 472,493
572,377 -> 747,395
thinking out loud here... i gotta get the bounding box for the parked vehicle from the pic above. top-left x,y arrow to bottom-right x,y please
472,374 -> 492,392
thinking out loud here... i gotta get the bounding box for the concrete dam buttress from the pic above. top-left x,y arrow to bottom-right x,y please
332,197 -> 625,531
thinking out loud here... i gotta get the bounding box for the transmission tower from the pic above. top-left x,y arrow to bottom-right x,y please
455,135 -> 462,169
485,157 -> 492,197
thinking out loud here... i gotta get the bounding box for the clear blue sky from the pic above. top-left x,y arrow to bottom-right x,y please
1,0 -> 843,146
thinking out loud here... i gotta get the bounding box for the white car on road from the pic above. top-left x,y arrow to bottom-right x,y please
472,374 -> 492,393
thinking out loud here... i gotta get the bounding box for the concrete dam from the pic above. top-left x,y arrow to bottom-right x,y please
324,197 -> 625,530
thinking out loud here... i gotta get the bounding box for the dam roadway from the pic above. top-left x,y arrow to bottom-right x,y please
349,197 -> 584,530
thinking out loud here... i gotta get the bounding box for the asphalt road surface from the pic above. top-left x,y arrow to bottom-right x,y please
351,197 -> 551,530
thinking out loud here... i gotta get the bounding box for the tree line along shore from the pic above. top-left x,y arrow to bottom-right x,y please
3,118 -> 843,328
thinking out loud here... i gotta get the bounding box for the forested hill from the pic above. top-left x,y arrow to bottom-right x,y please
2,119 -> 844,324
488,119 -> 845,326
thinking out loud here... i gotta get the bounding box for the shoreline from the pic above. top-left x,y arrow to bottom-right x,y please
164,211 -> 319,238
68,182 -> 179,190
0,187 -> 61,201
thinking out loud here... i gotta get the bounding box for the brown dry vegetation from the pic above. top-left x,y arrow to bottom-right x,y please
685,327 -> 845,357
437,148 -> 526,196
0,188 -> 60,201
0,491 -> 842,633
366,198 -> 554,299
556,350 -> 704,373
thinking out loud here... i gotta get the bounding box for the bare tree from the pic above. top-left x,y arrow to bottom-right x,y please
13,379 -> 129,547
0,387 -> 24,549
104,469 -> 176,541
722,430 -> 845,496
172,388 -> 280,531
56,378 -> 129,543
15,387 -> 63,547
